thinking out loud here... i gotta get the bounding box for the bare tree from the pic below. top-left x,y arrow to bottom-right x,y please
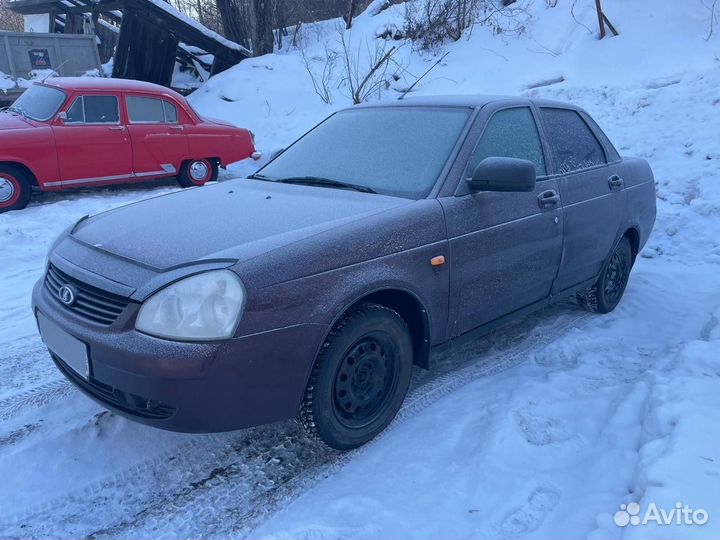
706,0 -> 719,41
403,0 -> 527,50
343,0 -> 356,29
337,27 -> 404,103
301,41 -> 338,103
214,0 -> 275,55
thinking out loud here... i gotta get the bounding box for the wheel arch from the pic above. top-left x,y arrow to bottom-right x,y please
623,226 -> 640,262
0,161 -> 39,187
323,287 -> 432,370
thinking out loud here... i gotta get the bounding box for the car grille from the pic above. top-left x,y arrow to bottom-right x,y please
52,354 -> 176,420
45,264 -> 131,325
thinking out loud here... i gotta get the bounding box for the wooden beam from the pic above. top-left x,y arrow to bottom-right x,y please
602,13 -> 619,36
594,0 -> 606,39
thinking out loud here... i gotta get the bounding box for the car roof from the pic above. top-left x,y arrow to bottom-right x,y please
41,77 -> 186,100
350,94 -> 577,110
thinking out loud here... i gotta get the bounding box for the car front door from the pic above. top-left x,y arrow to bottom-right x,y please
52,94 -> 133,186
538,107 -> 626,292
125,95 -> 189,177
440,104 -> 564,338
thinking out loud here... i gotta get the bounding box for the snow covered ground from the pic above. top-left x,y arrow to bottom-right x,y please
1,0 -> 719,538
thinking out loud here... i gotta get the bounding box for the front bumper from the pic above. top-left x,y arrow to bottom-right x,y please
32,278 -> 326,432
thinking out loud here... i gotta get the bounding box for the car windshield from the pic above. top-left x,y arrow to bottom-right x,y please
255,107 -> 471,199
9,84 -> 66,122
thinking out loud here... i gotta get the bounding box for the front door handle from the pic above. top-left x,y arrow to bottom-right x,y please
108,126 -> 126,131
608,174 -> 624,190
169,125 -> 184,131
538,189 -> 560,208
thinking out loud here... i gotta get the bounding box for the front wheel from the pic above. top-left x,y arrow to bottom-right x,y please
0,165 -> 32,213
177,158 -> 218,188
577,236 -> 633,314
299,302 -> 414,450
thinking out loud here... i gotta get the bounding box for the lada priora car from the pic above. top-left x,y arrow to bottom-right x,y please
33,96 -> 656,449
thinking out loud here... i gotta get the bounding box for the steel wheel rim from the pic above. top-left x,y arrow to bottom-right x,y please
189,161 -> 209,182
604,248 -> 629,303
333,333 -> 397,428
0,176 -> 16,203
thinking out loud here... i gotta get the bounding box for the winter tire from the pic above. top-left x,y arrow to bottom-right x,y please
299,302 -> 414,450
577,236 -> 633,314
177,158 -> 218,188
0,165 -> 32,213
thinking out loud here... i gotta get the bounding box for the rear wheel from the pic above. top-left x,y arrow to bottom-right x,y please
577,236 -> 633,314
177,158 -> 218,188
299,302 -> 414,450
0,165 -> 32,213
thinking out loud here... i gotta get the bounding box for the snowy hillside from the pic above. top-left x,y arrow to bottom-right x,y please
1,0 -> 719,538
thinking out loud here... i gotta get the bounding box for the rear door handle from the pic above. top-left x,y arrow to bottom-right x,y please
538,189 -> 560,208
108,126 -> 125,131
169,125 -> 184,131
608,174 -> 624,190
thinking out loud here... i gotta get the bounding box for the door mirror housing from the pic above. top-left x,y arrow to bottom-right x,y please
467,157 -> 537,193
56,111 -> 67,123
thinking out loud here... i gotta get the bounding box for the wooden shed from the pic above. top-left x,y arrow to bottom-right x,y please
8,0 -> 250,88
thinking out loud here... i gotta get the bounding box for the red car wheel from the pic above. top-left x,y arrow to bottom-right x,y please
0,167 -> 32,213
178,159 -> 218,188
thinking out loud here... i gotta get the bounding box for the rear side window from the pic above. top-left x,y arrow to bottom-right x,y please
163,101 -> 178,123
64,96 -> 119,124
469,107 -> 546,178
541,108 -> 607,174
127,96 -> 177,123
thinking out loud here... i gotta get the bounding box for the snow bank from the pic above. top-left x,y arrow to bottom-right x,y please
0,70 -> 15,93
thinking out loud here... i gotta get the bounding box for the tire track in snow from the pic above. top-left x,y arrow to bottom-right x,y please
2,304 -> 591,539
0,379 -> 73,422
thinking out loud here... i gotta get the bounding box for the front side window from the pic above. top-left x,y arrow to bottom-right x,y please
127,96 -> 177,123
541,108 -> 607,174
63,95 -> 120,124
10,84 -> 66,122
468,107 -> 547,178
256,107 -> 471,199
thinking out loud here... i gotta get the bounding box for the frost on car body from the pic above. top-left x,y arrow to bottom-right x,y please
32,95 -> 656,449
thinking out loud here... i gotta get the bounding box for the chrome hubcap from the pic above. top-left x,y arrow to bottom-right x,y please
0,177 -> 16,203
189,161 -> 209,182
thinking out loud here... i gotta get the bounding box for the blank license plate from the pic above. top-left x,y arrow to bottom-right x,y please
38,313 -> 89,380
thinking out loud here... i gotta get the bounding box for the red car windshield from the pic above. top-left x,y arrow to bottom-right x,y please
10,84 -> 66,122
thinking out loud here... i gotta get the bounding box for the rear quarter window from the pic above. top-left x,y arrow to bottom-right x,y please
541,108 -> 607,174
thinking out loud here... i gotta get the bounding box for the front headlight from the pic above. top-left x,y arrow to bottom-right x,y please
136,270 -> 245,341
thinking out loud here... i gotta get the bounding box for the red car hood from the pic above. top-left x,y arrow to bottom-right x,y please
0,112 -> 34,130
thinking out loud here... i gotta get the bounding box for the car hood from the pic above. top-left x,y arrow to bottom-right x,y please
71,178 -> 412,270
0,112 -> 33,130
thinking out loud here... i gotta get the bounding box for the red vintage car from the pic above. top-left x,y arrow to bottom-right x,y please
0,78 -> 256,213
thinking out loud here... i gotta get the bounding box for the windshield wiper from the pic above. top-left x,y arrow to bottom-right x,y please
247,173 -> 273,181
274,176 -> 377,194
6,106 -> 26,118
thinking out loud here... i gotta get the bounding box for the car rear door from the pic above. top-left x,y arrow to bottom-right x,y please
440,104 -> 564,338
125,95 -> 189,177
538,107 -> 626,292
52,94 -> 133,186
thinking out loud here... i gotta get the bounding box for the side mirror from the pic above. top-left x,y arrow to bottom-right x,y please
467,157 -> 536,193
56,111 -> 67,122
